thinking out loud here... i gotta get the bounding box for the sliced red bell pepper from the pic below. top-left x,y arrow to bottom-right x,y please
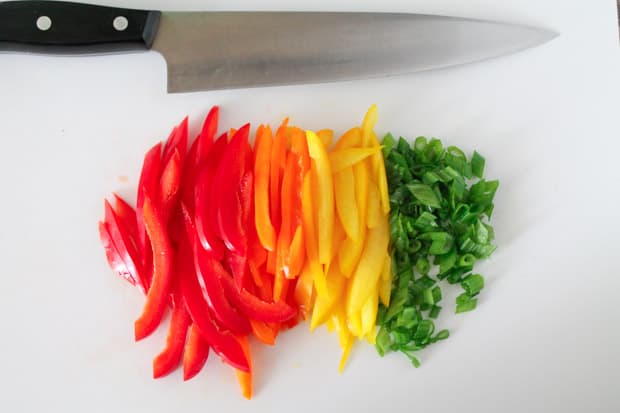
178,206 -> 250,372
194,243 -> 250,334
104,200 -> 146,293
136,142 -> 162,259
194,106 -> 218,168
220,272 -> 296,323
98,221 -> 138,287
183,324 -> 210,381
215,124 -> 251,254
235,335 -> 253,400
194,135 -> 228,259
134,194 -> 173,341
113,193 -> 138,246
225,249 -> 249,292
162,117 -> 188,168
159,148 -> 183,222
180,254 -> 250,371
153,297 -> 191,378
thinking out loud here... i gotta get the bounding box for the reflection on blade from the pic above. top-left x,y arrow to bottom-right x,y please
151,12 -> 557,92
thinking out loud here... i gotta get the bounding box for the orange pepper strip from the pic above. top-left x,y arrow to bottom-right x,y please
294,261 -> 316,320
276,153 -> 297,280
235,335 -> 253,400
250,319 -> 277,346
317,129 -> 334,149
253,125 -> 276,251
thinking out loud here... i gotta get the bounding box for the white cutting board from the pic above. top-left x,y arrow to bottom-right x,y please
1,0 -> 619,412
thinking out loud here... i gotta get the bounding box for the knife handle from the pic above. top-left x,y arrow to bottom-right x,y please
0,1 -> 160,53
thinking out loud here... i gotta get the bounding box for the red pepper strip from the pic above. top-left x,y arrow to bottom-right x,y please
182,106 -> 219,210
98,221 -> 137,287
183,324 -> 210,381
215,124 -> 251,254
152,297 -> 191,378
134,195 -> 173,341
104,200 -> 146,293
194,244 -> 251,334
225,249 -> 249,292
194,106 -> 218,168
159,149 -> 183,222
136,142 -> 162,261
179,241 -> 250,371
113,193 -> 138,247
194,135 -> 227,258
220,272 -> 296,323
162,117 -> 188,168
235,335 -> 253,400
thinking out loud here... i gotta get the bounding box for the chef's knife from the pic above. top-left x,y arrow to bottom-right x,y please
0,1 -> 557,92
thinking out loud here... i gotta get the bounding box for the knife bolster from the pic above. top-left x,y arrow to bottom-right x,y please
0,1 -> 160,54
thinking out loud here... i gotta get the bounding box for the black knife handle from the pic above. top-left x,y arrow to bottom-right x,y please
0,1 -> 160,53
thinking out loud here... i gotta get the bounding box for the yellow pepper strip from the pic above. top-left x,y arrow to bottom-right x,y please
333,127 -> 362,150
367,180 -> 382,229
347,308 -> 363,338
337,158 -> 370,276
317,129 -> 334,149
346,210 -> 390,313
333,167 -> 360,242
302,170 -> 328,298
310,263 -> 346,331
338,335 -> 353,374
361,104 -> 378,148
306,130 -> 334,265
326,318 -> 336,332
379,254 -> 392,307
329,147 -> 381,174
360,288 -> 379,340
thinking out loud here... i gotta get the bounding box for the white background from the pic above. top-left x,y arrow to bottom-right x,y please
1,0 -> 619,412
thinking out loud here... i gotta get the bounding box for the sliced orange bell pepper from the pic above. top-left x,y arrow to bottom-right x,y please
294,261 -> 316,319
235,335 -> 253,400
317,129 -> 334,148
253,125 -> 276,251
301,169 -> 327,298
250,319 -> 277,345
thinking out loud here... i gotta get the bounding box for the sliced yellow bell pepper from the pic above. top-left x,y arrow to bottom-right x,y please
333,167 -> 360,242
379,254 -> 392,307
361,104 -> 378,148
360,288 -> 379,339
301,170 -> 328,298
346,211 -> 390,313
333,127 -> 362,150
367,180 -> 382,229
339,336 -> 353,374
310,263 -> 346,331
329,147 -> 380,174
306,130 -> 334,265
347,308 -> 363,338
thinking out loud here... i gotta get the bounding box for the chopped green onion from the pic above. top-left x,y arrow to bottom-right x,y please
407,183 -> 441,208
377,134 -> 497,366
461,274 -> 484,296
471,151 -> 485,178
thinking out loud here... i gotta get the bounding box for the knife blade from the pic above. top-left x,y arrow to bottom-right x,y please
0,1 -> 557,93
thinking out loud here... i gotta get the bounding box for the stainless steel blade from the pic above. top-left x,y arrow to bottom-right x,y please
151,12 -> 557,93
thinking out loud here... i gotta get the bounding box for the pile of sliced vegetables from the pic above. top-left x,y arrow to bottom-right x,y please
98,105 -> 497,399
